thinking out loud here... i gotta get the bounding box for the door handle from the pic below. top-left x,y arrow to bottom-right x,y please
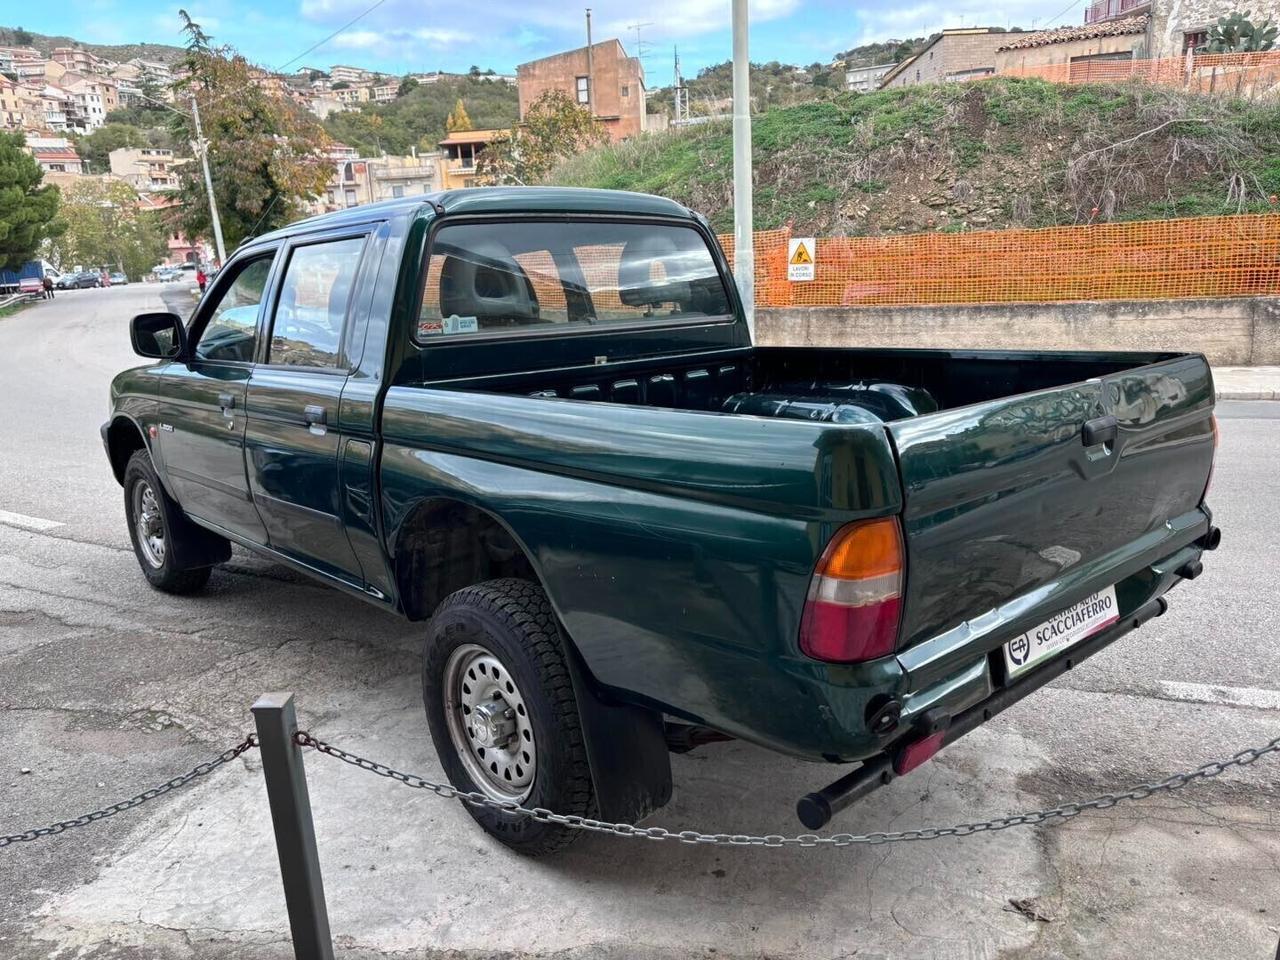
1082,414 -> 1118,446
304,405 -> 327,426
217,392 -> 235,412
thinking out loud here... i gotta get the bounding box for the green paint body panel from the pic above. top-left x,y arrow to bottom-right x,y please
105,187 -> 1217,765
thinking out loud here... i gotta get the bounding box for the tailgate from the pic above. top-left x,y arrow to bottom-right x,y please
889,353 -> 1215,650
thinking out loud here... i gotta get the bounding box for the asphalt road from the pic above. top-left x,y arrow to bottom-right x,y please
2,285 -> 1278,960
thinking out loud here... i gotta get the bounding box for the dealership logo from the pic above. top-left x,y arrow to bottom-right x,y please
1008,634 -> 1031,666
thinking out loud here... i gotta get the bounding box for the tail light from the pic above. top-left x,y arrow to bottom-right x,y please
799,518 -> 904,663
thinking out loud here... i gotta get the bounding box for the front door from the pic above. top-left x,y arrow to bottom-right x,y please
244,233 -> 368,584
157,252 -> 278,544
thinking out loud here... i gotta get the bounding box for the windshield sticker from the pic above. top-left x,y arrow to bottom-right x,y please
443,315 -> 479,334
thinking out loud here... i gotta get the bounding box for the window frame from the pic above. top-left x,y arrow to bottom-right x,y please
184,246 -> 281,367
256,228 -> 372,375
411,213 -> 739,349
575,75 -> 590,103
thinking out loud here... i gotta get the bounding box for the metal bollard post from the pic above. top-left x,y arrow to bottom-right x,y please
252,692 -> 335,960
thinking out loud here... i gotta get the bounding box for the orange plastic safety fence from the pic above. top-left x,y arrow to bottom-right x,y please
1000,50 -> 1280,97
719,215 -> 1280,307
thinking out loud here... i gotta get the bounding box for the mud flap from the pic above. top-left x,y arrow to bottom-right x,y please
565,649 -> 673,823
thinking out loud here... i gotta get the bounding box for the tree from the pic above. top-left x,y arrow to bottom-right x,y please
44,178 -> 165,278
478,90 -> 607,185
332,80 -> 351,90
1205,11 -> 1278,50
74,122 -> 150,173
14,27 -> 34,46
169,11 -> 332,249
397,76 -> 419,97
0,132 -> 61,270
446,98 -> 473,133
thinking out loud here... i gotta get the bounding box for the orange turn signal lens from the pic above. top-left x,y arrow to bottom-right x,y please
819,517 -> 904,581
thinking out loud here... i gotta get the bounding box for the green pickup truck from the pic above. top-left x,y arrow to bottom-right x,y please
105,187 -> 1219,853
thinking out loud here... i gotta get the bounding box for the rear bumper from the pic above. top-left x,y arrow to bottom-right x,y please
784,508 -> 1214,763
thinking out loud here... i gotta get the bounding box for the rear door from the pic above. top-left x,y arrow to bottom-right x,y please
156,250 -> 278,544
244,231 -> 369,585
889,353 -> 1216,652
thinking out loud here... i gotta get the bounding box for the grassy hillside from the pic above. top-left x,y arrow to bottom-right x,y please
0,26 -> 184,63
553,77 -> 1280,235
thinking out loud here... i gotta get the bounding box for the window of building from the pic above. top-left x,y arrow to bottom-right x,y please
621,83 -> 630,97
267,237 -> 365,368
392,184 -> 405,198
576,75 -> 589,103
1183,30 -> 1208,51
344,188 -> 357,206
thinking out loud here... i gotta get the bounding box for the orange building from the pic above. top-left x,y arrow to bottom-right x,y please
437,129 -> 504,189
517,39 -> 647,142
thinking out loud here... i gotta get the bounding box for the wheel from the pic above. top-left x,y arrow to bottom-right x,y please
423,579 -> 593,855
122,450 -> 216,594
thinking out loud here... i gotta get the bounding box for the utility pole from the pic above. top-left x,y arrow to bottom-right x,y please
190,94 -> 226,264
585,8 -> 594,117
731,0 -> 754,337
673,46 -> 683,125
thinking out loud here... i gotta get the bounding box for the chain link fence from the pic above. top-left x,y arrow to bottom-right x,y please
5,727 -> 1279,850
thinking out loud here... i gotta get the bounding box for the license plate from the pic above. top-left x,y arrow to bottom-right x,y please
1003,586 -> 1119,679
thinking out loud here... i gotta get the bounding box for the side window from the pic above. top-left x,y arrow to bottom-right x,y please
267,237 -> 365,368
194,256 -> 273,363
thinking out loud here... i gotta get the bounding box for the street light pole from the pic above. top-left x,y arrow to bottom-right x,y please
190,95 -> 226,264
730,0 -> 754,339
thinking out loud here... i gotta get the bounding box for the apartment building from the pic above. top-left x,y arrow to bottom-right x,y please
0,76 -> 24,130
437,129 -> 503,188
880,28 -> 1010,87
313,148 -> 441,211
25,136 -> 84,174
330,64 -> 374,84
844,62 -> 897,92
109,147 -> 182,192
517,39 -> 646,142
51,46 -> 106,75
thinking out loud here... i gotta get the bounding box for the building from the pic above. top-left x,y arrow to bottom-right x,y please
995,16 -> 1149,76
371,82 -> 398,102
880,28 -> 1011,87
1082,0 -> 1280,56
51,47 -> 106,75
25,136 -> 83,174
330,64 -> 374,85
844,63 -> 897,92
312,148 -> 441,212
0,76 -> 24,130
437,129 -> 503,189
108,147 -> 182,192
517,39 -> 647,142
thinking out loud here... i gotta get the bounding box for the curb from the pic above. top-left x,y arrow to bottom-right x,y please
1217,390 -> 1280,401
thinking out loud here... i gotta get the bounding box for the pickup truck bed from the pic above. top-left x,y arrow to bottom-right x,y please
107,187 -> 1217,851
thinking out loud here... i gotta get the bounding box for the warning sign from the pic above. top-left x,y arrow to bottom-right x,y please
787,238 -> 816,281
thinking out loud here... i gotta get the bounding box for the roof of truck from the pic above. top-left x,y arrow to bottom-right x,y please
252,187 -> 696,246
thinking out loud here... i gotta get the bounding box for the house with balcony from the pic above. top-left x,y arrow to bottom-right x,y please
437,129 -> 503,189
108,146 -> 184,192
310,148 -> 441,213
0,76 -> 24,131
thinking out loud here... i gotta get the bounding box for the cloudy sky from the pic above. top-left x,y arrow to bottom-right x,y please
15,0 -> 1086,78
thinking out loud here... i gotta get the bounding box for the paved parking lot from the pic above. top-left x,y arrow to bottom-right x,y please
2,285 -> 1278,959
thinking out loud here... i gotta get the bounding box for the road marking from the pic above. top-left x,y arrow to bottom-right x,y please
1158,680 -> 1280,711
0,509 -> 64,532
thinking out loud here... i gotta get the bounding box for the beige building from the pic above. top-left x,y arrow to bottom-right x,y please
995,16 -> 1149,75
109,147 -> 182,191
880,29 -> 1011,87
517,39 -> 646,142
313,149 -> 441,212
0,76 -> 24,130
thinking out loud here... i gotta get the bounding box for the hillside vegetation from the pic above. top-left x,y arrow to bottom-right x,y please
0,26 -> 184,63
553,77 -> 1280,235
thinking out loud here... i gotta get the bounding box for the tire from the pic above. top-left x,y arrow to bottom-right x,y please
122,449 -> 216,594
423,579 -> 593,856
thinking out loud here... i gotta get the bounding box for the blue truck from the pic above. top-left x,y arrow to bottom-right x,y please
0,261 -> 55,296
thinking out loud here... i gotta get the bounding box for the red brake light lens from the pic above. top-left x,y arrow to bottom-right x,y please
799,518 -> 905,663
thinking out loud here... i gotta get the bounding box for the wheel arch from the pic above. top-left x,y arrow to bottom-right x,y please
106,415 -> 151,486
392,497 -> 544,623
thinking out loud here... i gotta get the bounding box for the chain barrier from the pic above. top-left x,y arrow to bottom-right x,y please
294,730 -> 1280,848
0,735 -> 258,849
5,730 -> 1279,850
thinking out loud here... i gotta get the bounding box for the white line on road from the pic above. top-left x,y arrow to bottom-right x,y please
0,509 -> 64,532
1158,680 -> 1280,711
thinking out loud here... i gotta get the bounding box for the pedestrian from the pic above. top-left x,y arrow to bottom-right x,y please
42,274 -> 54,300
196,267 -> 207,293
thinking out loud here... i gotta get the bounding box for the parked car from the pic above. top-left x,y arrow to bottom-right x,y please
58,271 -> 100,289
110,272 -> 129,286
103,188 -> 1219,855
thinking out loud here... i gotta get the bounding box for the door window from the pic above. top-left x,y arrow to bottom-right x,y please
267,236 -> 365,368
193,256 -> 273,363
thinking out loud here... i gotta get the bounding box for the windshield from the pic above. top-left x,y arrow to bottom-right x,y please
417,219 -> 732,341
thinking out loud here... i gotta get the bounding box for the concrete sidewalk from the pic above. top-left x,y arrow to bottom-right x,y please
1214,366 -> 1280,400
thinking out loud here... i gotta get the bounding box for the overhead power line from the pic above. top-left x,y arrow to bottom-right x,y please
275,0 -> 393,73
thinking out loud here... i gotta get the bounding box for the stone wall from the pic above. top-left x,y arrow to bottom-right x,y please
756,298 -> 1280,366
1150,0 -> 1280,56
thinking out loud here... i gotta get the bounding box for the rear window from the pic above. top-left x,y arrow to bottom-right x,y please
417,219 -> 732,341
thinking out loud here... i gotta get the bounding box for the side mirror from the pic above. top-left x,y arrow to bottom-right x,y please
131,312 -> 186,359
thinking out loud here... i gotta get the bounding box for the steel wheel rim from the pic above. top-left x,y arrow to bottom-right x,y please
443,643 -> 536,803
133,480 -> 165,568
